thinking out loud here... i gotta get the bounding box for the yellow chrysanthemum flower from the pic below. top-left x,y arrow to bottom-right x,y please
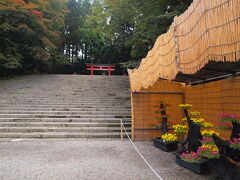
202,122 -> 214,128
173,124 -> 188,136
179,104 -> 193,109
201,144 -> 219,152
191,118 -> 206,125
190,111 -> 201,117
182,117 -> 187,122
201,130 -> 219,137
161,133 -> 177,142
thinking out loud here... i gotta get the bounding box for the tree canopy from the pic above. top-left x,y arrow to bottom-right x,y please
0,0 -> 68,75
0,0 -> 193,75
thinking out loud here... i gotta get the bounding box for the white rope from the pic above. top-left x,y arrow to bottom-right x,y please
120,120 -> 163,180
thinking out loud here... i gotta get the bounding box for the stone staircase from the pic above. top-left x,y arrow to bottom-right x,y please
0,75 -> 131,139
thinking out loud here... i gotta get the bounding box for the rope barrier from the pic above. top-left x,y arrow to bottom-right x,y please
120,120 -> 163,180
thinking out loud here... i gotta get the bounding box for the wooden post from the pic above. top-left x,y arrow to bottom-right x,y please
108,66 -> 111,76
90,65 -> 94,75
130,92 -> 135,141
86,65 -> 115,75
121,121 -> 123,141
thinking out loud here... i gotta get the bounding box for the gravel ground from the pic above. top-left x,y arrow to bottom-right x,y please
0,139 -> 214,180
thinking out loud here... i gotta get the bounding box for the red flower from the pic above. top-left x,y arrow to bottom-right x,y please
32,10 -> 43,18
11,0 -> 26,5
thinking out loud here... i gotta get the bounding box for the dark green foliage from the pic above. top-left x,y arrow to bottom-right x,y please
0,0 -> 68,76
0,0 -> 193,75
62,0 -> 193,67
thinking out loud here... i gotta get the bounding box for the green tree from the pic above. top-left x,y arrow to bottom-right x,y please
0,0 -> 193,75
63,0 -> 91,63
0,0 -> 67,75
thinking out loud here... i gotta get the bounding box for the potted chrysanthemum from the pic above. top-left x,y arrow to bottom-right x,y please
153,133 -> 178,151
175,130 -> 219,174
177,151 -> 209,174
173,124 -> 188,143
209,113 -> 240,179
174,104 -> 214,174
153,102 -> 178,151
229,136 -> 240,150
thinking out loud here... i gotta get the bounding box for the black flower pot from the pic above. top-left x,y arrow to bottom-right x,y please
174,152 -> 210,174
153,137 -> 178,152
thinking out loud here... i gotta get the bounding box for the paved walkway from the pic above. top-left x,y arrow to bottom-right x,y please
0,139 -> 213,180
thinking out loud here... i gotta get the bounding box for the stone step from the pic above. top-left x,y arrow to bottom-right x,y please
1,101 -> 128,104
0,117 -> 131,123
0,93 -> 130,96
0,96 -> 130,99
0,96 -> 130,98
0,75 -> 131,139
0,102 -> 131,106
0,122 -> 131,127
0,105 -> 131,108
0,95 -> 130,97
0,92 -> 130,95
0,114 -> 131,118
0,110 -> 130,115
0,107 -> 130,111
0,127 -> 131,133
0,132 -> 131,138
0,100 -> 130,103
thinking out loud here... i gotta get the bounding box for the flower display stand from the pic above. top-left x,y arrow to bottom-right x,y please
153,138 -> 178,152
174,152 -> 210,174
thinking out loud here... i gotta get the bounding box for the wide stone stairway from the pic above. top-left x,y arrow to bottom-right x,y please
0,75 -> 131,139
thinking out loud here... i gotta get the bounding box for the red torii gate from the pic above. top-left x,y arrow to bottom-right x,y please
86,64 -> 116,75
